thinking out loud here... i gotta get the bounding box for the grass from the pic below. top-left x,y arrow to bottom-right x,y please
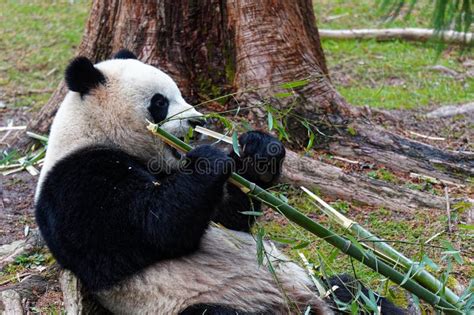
0,1 -> 90,109
315,0 -> 474,109
0,1 -> 471,111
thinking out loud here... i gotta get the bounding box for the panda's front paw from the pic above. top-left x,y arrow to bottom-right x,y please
185,145 -> 232,180
234,131 -> 285,186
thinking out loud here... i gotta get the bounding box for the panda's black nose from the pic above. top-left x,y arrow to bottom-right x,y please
188,117 -> 206,129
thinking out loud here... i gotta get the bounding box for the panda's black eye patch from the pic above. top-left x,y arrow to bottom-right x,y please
148,93 -> 169,123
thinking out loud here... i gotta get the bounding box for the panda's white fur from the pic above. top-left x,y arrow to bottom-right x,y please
96,228 -> 330,314
37,59 -> 201,194
35,56 -> 333,314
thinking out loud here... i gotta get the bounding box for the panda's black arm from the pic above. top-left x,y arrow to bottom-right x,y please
37,146 -> 231,267
212,131 -> 285,233
212,184 -> 261,233
122,145 -> 232,258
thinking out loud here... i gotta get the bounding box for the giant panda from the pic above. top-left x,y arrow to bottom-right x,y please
35,50 -> 404,315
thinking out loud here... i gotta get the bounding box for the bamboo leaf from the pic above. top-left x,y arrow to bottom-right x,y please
360,290 -> 378,313
458,224 -> 474,231
350,301 -> 359,314
267,111 -> 274,130
306,131 -> 315,152
442,240 -> 464,265
256,227 -> 265,266
421,255 -> 440,272
232,131 -> 240,157
278,193 -> 288,203
292,241 -> 311,250
184,126 -> 194,144
400,264 -> 415,286
280,79 -> 310,89
240,211 -> 263,216
271,237 -> 298,244
274,92 -> 294,98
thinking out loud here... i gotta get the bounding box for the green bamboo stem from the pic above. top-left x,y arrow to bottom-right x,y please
301,187 -> 461,307
148,124 -> 462,314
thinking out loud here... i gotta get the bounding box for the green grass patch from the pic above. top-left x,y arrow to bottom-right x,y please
0,1 -> 90,109
315,0 -> 473,109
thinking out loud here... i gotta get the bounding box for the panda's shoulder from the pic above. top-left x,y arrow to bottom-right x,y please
39,145 -> 153,198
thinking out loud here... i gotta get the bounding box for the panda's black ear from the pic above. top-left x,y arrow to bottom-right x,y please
113,49 -> 137,60
65,57 -> 106,96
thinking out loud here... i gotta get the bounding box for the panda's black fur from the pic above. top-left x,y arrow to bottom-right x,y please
65,57 -> 106,96
36,136 -> 279,292
35,50 -> 405,314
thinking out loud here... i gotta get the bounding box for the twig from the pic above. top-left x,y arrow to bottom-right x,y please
332,156 -> 359,164
324,13 -> 349,22
12,88 -> 54,96
194,126 -> 233,144
26,131 -> 48,142
408,131 -> 445,141
0,126 -> 27,132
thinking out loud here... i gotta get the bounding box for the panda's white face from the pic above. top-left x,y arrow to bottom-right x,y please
95,58 -> 202,137
37,56 -> 203,192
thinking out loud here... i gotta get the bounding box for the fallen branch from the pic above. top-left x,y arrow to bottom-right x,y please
149,123 -> 462,313
319,28 -> 473,45
59,270 -> 110,315
426,102 -> 474,119
0,275 -> 50,314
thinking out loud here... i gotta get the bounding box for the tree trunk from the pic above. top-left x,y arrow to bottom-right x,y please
26,0 -> 472,185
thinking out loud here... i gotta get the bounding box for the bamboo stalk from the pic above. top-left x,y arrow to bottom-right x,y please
148,124 -> 462,314
301,186 -> 461,307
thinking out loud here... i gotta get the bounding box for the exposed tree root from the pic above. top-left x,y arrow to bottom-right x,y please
426,102 -> 474,119
0,289 -> 23,314
59,270 -> 110,315
282,150 -> 469,213
319,28 -> 473,45
328,122 -> 473,185
0,275 -> 49,314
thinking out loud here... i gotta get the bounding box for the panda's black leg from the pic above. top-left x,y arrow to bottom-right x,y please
327,274 -> 406,314
212,131 -> 285,232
